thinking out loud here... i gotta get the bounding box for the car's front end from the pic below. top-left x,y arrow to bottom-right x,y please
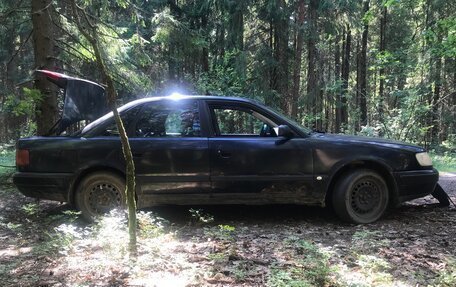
310,133 -> 439,204
392,151 -> 439,203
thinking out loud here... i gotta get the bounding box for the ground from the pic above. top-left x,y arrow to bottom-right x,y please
0,174 -> 455,287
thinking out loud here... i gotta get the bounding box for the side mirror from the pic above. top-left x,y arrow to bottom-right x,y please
274,125 -> 294,138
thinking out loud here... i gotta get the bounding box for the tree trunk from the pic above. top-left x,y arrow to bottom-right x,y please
335,33 -> 341,133
359,0 -> 369,128
71,0 -> 137,256
307,0 -> 319,127
378,5 -> 387,119
227,1 -> 244,51
201,12 -> 209,73
275,0 -> 289,113
431,35 -> 442,145
341,26 -> 351,130
31,0 -> 58,135
290,0 -> 305,118
356,39 -> 361,131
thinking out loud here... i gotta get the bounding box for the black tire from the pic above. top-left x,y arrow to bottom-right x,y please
75,171 -> 126,222
332,169 -> 389,224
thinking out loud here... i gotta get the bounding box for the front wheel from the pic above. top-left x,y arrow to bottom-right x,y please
332,169 -> 389,224
75,171 -> 126,222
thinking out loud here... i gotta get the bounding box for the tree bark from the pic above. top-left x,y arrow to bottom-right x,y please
307,0 -> 319,127
274,0 -> 289,113
31,0 -> 58,135
431,33 -> 442,145
227,1 -> 244,51
201,11 -> 209,73
70,0 -> 137,256
340,26 -> 351,130
290,0 -> 305,119
378,5 -> 387,119
358,0 -> 369,128
335,33 -> 342,133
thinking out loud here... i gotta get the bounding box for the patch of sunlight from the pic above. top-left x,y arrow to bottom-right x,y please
0,246 -> 32,257
268,239 -> 334,286
51,210 -> 210,285
335,263 -> 411,287
357,254 -> 390,272
334,253 -> 414,287
433,257 -> 456,286
131,232 -> 208,285
128,273 -> 189,287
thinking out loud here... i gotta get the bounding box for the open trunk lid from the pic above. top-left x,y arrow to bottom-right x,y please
36,70 -> 109,134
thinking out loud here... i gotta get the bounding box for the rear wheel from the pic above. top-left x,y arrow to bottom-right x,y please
332,169 -> 389,224
75,172 -> 125,222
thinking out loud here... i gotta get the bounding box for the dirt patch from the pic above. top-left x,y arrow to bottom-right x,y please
0,176 -> 454,286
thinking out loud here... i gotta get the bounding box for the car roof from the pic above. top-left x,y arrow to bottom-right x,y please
124,95 -> 257,105
81,95 -> 258,135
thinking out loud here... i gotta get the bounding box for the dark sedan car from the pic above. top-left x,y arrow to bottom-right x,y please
14,72 -> 439,224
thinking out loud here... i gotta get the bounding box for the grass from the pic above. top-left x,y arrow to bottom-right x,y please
0,148 -> 15,184
0,199 -> 455,286
434,259 -> 456,286
268,238 -> 334,287
431,151 -> 456,173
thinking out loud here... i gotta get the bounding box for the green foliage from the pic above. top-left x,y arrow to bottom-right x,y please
204,224 -> 236,241
189,208 -> 214,224
268,240 -> 332,287
207,252 -> 228,263
430,151 -> 456,172
0,0 -> 454,147
351,230 -> 389,253
0,148 -> 14,183
433,258 -> 456,286
4,88 -> 42,116
137,211 -> 168,238
196,51 -> 247,96
21,203 -> 40,217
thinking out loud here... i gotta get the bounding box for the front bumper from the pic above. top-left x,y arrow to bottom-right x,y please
394,168 -> 439,202
13,172 -> 73,202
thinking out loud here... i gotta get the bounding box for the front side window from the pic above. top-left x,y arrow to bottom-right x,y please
212,106 -> 277,137
134,100 -> 201,137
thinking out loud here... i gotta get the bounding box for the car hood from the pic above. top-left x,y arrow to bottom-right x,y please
310,133 -> 425,153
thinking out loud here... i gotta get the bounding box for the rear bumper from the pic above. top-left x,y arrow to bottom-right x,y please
13,172 -> 73,202
394,168 -> 439,202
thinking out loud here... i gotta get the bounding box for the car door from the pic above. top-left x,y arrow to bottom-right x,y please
129,99 -> 210,198
207,101 -> 315,203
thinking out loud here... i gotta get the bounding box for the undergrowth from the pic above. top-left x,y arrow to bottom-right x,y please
431,151 -> 456,173
0,148 -> 15,184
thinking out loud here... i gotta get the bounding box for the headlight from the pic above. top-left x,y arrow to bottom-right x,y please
415,152 -> 433,166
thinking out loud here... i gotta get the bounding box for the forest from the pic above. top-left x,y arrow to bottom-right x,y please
0,0 -> 455,286
0,0 -> 454,148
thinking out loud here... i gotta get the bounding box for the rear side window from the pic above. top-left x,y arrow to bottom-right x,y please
101,108 -> 139,136
84,106 -> 140,137
134,100 -> 201,137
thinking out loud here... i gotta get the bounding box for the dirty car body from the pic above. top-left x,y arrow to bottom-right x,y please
13,72 -> 439,223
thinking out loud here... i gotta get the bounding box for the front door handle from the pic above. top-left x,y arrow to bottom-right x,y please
217,149 -> 231,158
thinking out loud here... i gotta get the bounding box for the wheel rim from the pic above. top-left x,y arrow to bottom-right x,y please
87,182 -> 122,215
349,177 -> 385,218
